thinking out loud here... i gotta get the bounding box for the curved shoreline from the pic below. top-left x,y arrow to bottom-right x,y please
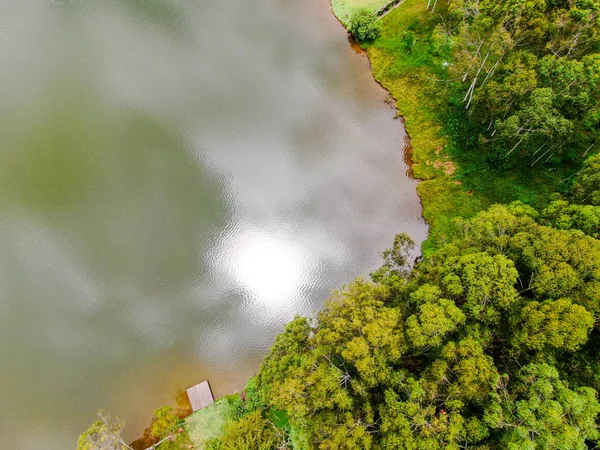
330,0 -> 483,254
326,0 -> 427,233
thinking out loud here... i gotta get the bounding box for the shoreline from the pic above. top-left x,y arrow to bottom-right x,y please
332,0 -> 483,254
328,0 -> 437,250
346,34 -> 419,182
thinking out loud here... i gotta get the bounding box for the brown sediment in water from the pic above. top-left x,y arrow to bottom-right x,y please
370,80 -> 420,183
395,115 -> 415,179
129,388 -> 193,449
348,35 -> 367,55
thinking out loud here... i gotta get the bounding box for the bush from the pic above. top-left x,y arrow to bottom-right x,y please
348,9 -> 381,41
149,406 -> 192,450
401,30 -> 416,53
205,411 -> 279,450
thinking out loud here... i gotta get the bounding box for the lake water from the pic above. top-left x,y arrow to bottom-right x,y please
0,0 -> 427,448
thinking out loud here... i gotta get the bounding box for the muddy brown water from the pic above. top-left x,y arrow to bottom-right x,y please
0,0 -> 427,447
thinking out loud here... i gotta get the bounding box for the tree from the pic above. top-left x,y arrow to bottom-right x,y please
509,225 -> 600,312
495,88 -> 573,157
541,199 -> 600,238
447,0 -> 600,162
537,55 -> 600,120
347,9 -> 381,41
440,336 -> 500,404
380,378 -> 489,449
405,286 -> 465,349
254,280 -> 400,448
371,233 -> 414,289
512,298 -> 594,352
77,411 -> 131,450
248,199 -> 600,448
449,252 -> 519,323
148,406 -> 192,450
485,364 -> 600,449
316,280 -> 405,387
572,153 -> 600,206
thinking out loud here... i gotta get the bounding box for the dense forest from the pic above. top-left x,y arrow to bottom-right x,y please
447,0 -> 600,163
78,0 -> 599,448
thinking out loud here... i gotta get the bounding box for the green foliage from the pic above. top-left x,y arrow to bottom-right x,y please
485,364 -> 600,449
148,406 -> 192,450
348,9 -> 381,41
431,23 -> 452,55
542,199 -> 600,238
77,412 -> 128,450
371,232 -> 415,287
450,252 -> 519,323
227,377 -> 270,421
405,294 -> 465,348
448,0 -> 600,162
573,153 -> 600,206
400,31 -> 415,53
205,411 -> 279,450
512,298 -> 594,352
318,280 -> 404,386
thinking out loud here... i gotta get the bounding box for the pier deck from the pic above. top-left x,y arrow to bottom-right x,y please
186,380 -> 215,412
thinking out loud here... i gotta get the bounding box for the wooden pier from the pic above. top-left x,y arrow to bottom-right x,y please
186,380 -> 215,412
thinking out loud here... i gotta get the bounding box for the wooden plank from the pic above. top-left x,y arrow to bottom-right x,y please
186,380 -> 215,412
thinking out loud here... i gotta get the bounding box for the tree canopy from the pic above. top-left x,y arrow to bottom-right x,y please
443,0 -> 600,163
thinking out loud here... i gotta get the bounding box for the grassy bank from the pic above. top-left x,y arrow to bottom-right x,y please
366,0 -> 480,253
330,0 -> 388,25
185,390 -> 292,449
333,0 -> 577,253
186,397 -> 235,449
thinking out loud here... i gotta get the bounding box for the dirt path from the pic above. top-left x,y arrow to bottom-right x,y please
376,0 -> 404,17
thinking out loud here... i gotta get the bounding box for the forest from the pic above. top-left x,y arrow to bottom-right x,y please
446,0 -> 599,163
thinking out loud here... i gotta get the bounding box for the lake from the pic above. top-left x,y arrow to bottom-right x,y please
0,0 -> 427,447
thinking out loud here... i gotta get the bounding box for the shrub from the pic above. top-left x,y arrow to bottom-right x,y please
205,411 -> 279,450
401,30 -> 416,53
348,9 -> 381,41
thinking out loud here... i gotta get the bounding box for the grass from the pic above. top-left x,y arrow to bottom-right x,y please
186,397 -> 234,449
184,394 -> 292,449
331,0 -> 390,24
364,0 -> 481,252
332,0 -> 577,253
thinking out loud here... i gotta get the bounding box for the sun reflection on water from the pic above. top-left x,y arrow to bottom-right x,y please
228,230 -> 307,307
